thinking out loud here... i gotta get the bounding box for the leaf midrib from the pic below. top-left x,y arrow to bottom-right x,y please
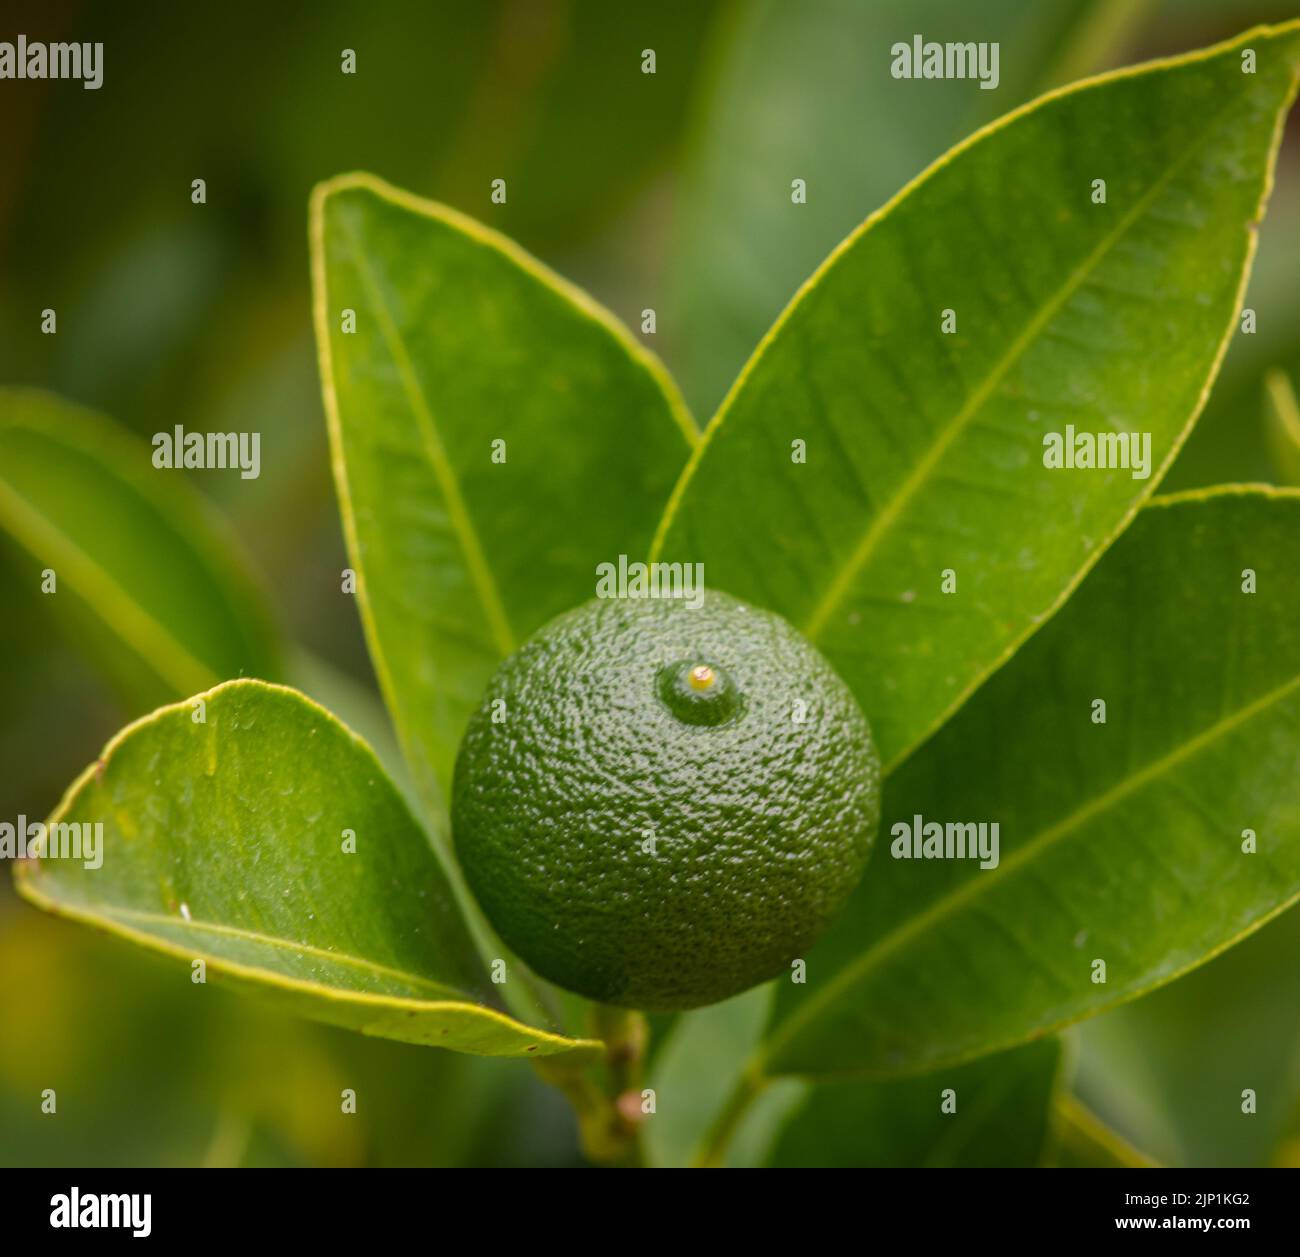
335,210 -> 516,658
18,860 -> 601,1057
800,84 -> 1245,643
763,668 -> 1300,1069
78,901 -> 468,998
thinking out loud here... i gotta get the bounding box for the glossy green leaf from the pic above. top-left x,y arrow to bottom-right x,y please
761,487 -> 1300,1077
0,389 -> 281,708
654,22 -> 1300,774
286,645 -> 412,805
670,0 -> 1149,417
13,680 -> 598,1061
311,173 -> 696,817
769,1040 -> 1062,1168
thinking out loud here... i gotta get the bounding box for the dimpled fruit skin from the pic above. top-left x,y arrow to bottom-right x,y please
452,590 -> 880,1011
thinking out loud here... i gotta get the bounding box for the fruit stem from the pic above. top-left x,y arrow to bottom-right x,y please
691,1060 -> 768,1168
592,1003 -> 647,1097
594,1004 -> 649,1166
539,1004 -> 649,1166
533,1056 -> 629,1164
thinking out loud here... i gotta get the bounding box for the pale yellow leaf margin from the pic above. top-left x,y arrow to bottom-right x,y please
13,678 -> 601,1063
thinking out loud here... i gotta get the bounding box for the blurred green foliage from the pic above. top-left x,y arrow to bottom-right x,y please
2,0 -> 1298,1165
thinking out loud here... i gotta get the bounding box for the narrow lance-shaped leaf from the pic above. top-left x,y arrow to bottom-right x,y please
760,488 -> 1300,1078
768,1040 -> 1062,1168
670,0 -> 1141,417
0,389 -> 281,708
13,680 -> 598,1061
654,22 -> 1300,774
311,174 -> 696,818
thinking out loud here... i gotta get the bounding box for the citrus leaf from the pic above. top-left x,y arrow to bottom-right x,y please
13,680 -> 598,1062
762,487 -> 1300,1077
768,1040 -> 1062,1168
670,0 -> 1148,417
0,389 -> 281,707
310,173 -> 696,819
654,22 -> 1300,774
286,645 -> 412,805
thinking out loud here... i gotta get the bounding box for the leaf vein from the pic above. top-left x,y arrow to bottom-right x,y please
335,211 -> 516,657
764,669 -> 1300,1067
800,90 -> 1244,643
98,904 -> 465,997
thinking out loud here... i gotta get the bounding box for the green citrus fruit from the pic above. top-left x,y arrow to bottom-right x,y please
452,589 -> 880,1011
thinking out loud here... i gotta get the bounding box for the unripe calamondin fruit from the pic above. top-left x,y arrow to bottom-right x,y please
452,589 -> 880,1011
